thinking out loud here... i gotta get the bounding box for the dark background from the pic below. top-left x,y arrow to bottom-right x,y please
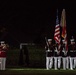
0,0 -> 76,46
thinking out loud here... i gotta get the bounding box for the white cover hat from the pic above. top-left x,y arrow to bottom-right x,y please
62,39 -> 65,42
0,41 -> 5,44
70,39 -> 74,42
48,39 -> 52,42
70,36 -> 75,42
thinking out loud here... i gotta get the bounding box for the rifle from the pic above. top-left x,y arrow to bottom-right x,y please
45,37 -> 50,52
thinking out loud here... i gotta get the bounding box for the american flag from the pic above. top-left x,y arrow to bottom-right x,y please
60,9 -> 68,51
54,10 -> 61,50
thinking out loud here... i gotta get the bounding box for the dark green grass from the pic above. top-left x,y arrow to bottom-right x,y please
0,68 -> 76,75
6,46 -> 46,68
3,46 -> 76,75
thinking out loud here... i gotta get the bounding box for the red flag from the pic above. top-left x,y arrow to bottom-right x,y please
54,10 -> 61,51
60,9 -> 68,51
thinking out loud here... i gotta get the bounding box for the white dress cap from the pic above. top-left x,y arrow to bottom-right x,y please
48,39 -> 52,42
0,41 -> 5,44
70,39 -> 74,42
62,40 -> 65,42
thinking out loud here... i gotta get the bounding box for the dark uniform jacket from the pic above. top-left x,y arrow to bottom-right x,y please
61,44 -> 67,57
45,44 -> 54,57
54,43 -> 61,57
68,44 -> 76,57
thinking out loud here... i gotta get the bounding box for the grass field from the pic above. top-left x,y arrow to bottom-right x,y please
6,45 -> 46,68
2,46 -> 76,75
0,68 -> 76,75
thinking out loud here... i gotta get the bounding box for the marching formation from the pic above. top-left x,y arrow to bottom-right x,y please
45,9 -> 76,70
45,38 -> 76,70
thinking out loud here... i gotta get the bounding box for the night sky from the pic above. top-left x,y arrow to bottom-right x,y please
0,1 -> 76,45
